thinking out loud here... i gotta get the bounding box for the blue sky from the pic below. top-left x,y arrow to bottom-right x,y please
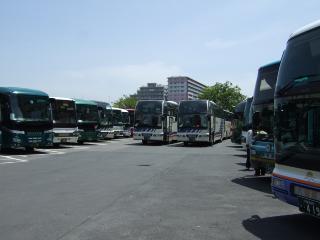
0,0 -> 319,102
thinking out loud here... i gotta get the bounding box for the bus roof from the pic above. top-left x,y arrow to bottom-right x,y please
259,61 -> 281,70
289,19 -> 320,40
74,98 -> 97,106
234,101 -> 246,113
0,87 -> 48,97
94,101 -> 112,109
112,107 -> 126,111
50,97 -> 74,101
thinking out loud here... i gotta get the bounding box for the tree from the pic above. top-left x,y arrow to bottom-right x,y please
113,95 -> 137,109
198,81 -> 246,112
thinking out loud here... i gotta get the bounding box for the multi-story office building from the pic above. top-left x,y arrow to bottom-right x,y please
136,83 -> 167,100
167,76 -> 207,102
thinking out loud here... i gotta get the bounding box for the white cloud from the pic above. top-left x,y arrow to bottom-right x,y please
41,62 -> 183,102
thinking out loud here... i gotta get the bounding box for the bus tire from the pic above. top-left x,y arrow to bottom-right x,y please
183,142 -> 188,146
142,140 -> 147,145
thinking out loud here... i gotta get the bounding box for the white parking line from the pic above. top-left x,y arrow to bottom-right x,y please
39,149 -> 65,155
0,156 -> 28,164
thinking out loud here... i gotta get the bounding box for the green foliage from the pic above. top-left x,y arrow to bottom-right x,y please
198,81 -> 246,112
113,95 -> 138,109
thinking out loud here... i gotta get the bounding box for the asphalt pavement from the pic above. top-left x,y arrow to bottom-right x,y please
0,138 -> 318,240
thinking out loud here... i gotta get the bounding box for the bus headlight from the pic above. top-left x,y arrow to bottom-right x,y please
9,129 -> 25,134
271,177 -> 286,190
12,137 -> 22,143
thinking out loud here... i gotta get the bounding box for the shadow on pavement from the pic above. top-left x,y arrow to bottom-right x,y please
232,176 -> 272,194
233,154 -> 247,158
0,148 -> 47,155
125,142 -> 165,146
242,214 -> 319,240
40,145 -> 73,149
168,142 -> 216,148
227,145 -> 243,148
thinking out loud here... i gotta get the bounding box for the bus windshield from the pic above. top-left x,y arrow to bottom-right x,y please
254,64 -> 279,105
135,101 -> 163,114
179,101 -> 208,114
179,114 -> 208,129
243,98 -> 253,130
178,101 -> 208,129
276,27 -> 320,96
275,97 -> 320,171
77,105 -> 98,123
122,112 -> 129,125
98,108 -> 113,126
52,100 -> 76,125
252,104 -> 274,141
10,94 -> 51,122
275,28 -> 320,171
112,110 -> 123,125
135,101 -> 163,129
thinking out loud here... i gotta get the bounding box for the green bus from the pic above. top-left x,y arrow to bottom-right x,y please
74,99 -> 99,143
0,87 -> 53,151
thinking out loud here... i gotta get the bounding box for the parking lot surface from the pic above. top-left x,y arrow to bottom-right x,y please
0,139 -> 318,240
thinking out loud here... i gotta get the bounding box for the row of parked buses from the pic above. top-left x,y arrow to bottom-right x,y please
133,99 -> 232,146
233,20 -> 320,218
0,87 -> 135,151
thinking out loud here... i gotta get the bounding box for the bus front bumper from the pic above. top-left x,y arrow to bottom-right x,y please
78,131 -> 99,142
272,175 -> 299,207
3,130 -> 53,148
133,132 -> 164,141
53,136 -> 78,144
177,133 -> 209,143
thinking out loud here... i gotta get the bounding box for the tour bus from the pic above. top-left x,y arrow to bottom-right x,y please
74,99 -> 99,143
50,97 -> 78,145
121,109 -> 131,137
0,87 -> 53,151
177,100 -> 223,146
250,61 -> 280,174
133,100 -> 178,144
127,109 -> 135,137
112,107 -> 125,137
95,101 -> 114,139
223,110 -> 233,139
241,97 -> 253,146
231,100 -> 246,143
271,20 -> 320,218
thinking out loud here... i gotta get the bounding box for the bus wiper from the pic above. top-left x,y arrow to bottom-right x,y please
278,74 -> 319,96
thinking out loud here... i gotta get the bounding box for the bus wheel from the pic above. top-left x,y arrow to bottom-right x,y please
25,147 -> 34,153
142,140 -> 147,145
183,142 -> 188,146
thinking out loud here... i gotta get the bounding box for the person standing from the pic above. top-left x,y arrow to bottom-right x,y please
246,129 -> 253,169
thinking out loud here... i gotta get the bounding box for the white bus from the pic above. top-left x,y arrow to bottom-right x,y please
111,107 -> 127,137
133,100 -> 178,144
223,110 -> 233,139
95,101 -> 114,139
50,97 -> 78,145
177,100 -> 224,146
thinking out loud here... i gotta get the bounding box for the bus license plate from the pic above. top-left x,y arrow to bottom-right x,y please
298,197 -> 320,218
188,136 -> 196,142
143,134 -> 151,140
